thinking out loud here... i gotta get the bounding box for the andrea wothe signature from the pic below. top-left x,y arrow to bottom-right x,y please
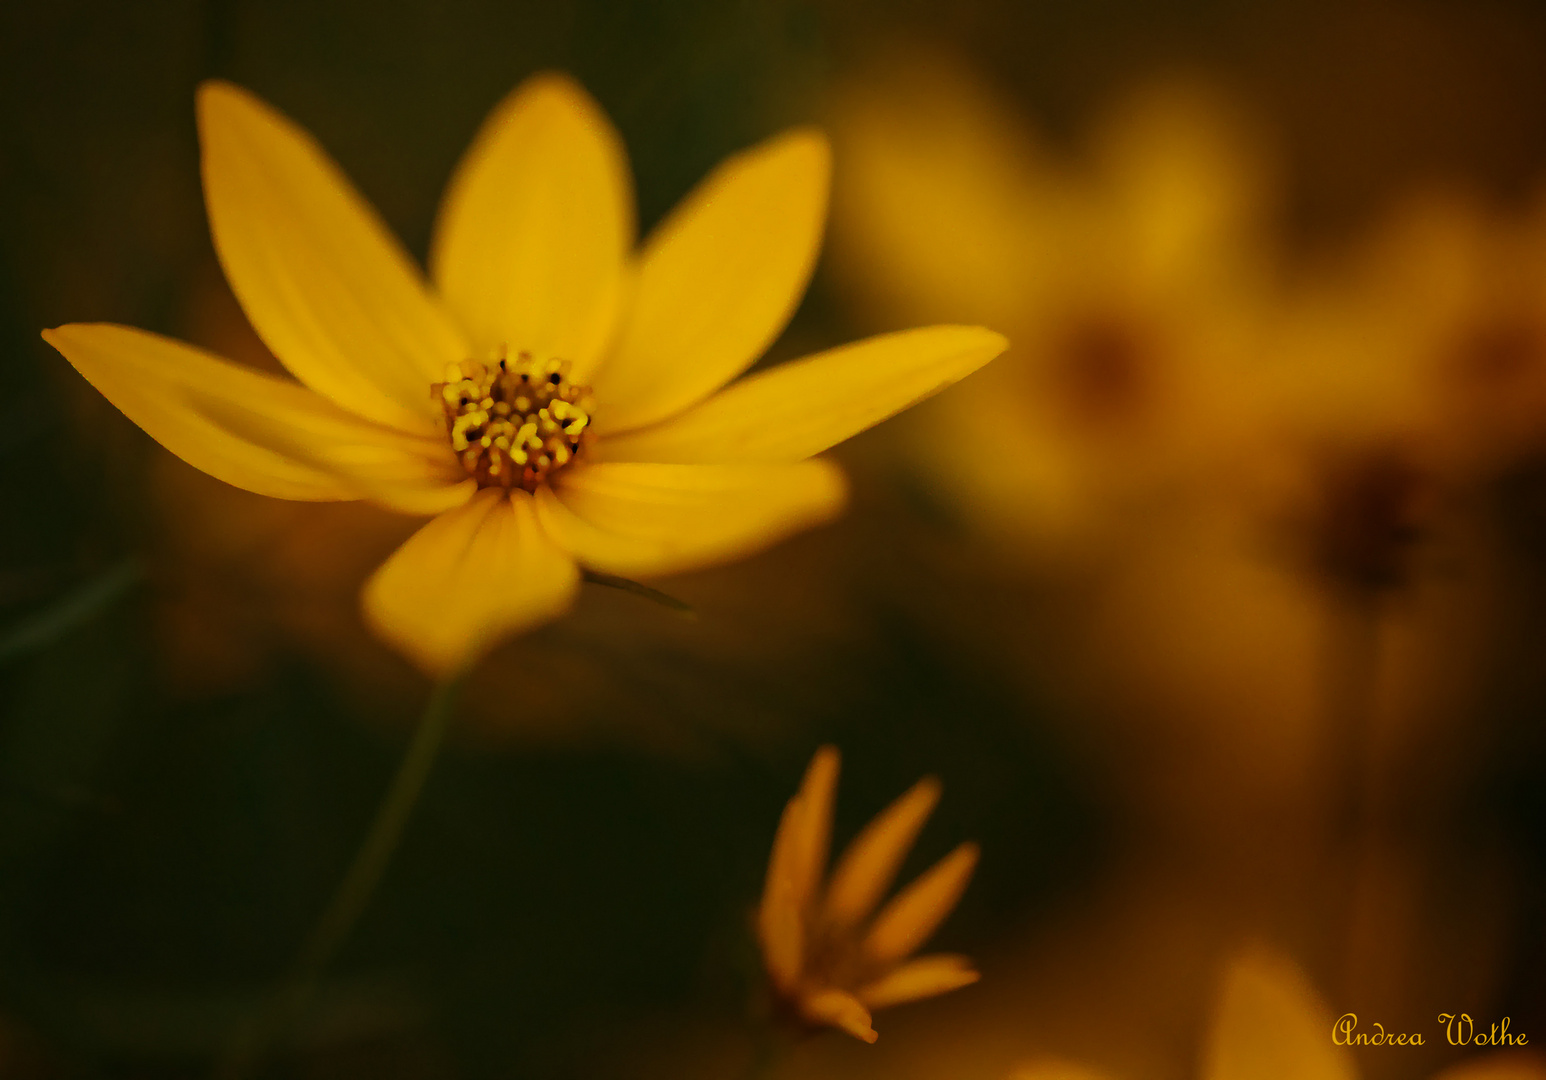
1333,1013 -> 1529,1047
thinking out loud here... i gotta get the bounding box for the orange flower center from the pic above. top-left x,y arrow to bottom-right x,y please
434,353 -> 594,492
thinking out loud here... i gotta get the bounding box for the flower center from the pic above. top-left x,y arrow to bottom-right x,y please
434,352 -> 594,492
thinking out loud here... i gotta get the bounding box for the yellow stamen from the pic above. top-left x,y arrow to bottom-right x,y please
433,351 -> 594,492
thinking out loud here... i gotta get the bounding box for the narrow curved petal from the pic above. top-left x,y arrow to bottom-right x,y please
198,81 -> 468,433
855,953 -> 979,1010
763,794 -> 808,914
801,988 -> 877,1044
599,326 -> 1007,463
592,129 -> 830,434
757,850 -> 806,995
758,751 -> 832,994
756,746 -> 841,933
822,776 -> 942,932
431,74 -> 632,378
786,746 -> 841,915
362,489 -> 579,676
534,461 -> 845,578
862,841 -> 979,967
45,323 -> 469,513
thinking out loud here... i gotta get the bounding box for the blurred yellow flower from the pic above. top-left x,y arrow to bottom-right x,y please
1203,948 -> 1546,1080
46,75 -> 1005,677
1014,947 -> 1546,1080
1222,185 -> 1546,595
1283,185 -> 1546,483
829,49 -> 1275,562
758,745 -> 980,1043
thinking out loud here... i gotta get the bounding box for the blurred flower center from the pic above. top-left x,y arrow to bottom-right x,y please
434,353 -> 594,492
800,925 -> 880,999
1312,448 -> 1430,592
1055,314 -> 1152,429
1451,316 -> 1544,391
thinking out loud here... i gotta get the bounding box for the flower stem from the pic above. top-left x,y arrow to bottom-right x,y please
1321,591 -> 1382,844
581,568 -> 696,618
743,1022 -> 786,1080
1316,589 -> 1385,1003
215,676 -> 463,1080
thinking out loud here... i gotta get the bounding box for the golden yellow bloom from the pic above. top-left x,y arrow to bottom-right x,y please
829,49 -> 1273,562
1268,186 -> 1546,484
1015,947 -> 1546,1080
758,745 -> 980,1043
45,76 -> 1006,676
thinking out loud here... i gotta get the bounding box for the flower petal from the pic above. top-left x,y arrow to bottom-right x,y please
1201,949 -> 1356,1080
822,776 -> 941,933
592,129 -> 830,434
362,489 -> 579,676
801,988 -> 877,1044
431,73 -> 632,379
599,326 -> 1007,463
45,323 -> 470,513
198,81 -> 468,433
830,50 -> 1059,329
534,461 -> 845,578
757,826 -> 807,995
758,751 -> 836,993
855,953 -> 979,1010
762,747 -> 841,927
862,841 -> 979,967
785,746 -> 840,918
1092,81 -> 1271,292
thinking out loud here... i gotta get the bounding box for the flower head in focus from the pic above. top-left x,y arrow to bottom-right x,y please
45,76 -> 1006,676
758,745 -> 980,1043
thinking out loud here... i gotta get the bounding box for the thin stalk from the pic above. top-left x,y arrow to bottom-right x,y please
216,676 -> 463,1079
743,1021 -> 788,1080
1315,589 -> 1385,1004
582,569 -> 696,618
1321,591 -> 1383,843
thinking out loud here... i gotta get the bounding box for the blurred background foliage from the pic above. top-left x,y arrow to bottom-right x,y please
2,0 -> 1546,1078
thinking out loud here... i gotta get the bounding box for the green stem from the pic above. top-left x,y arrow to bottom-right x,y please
216,676 -> 463,1079
0,558 -> 141,663
581,569 -> 696,618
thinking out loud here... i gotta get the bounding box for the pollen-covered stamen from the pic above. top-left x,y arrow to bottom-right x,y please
434,352 -> 594,492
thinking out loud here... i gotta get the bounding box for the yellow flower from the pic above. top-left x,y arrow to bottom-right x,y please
1014,947 -> 1546,1080
828,49 -> 1273,562
1272,186 -> 1546,482
758,745 -> 980,1043
45,76 -> 1006,676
